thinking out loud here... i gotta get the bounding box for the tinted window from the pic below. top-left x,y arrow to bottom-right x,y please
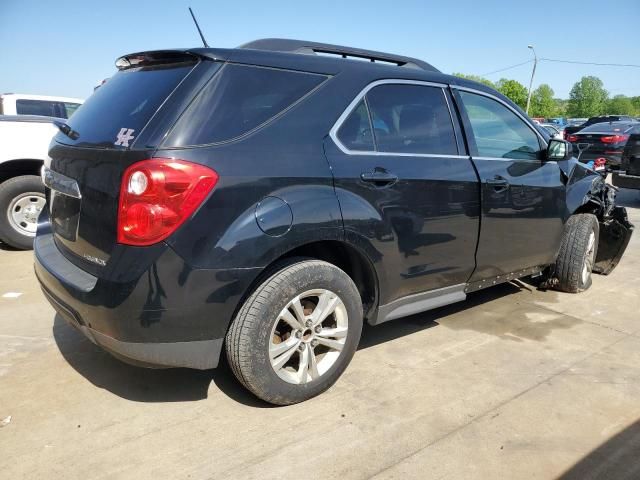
16,99 -> 60,117
580,122 -> 634,133
166,65 -> 325,146
63,102 -> 81,118
365,84 -> 457,155
460,91 -> 541,160
337,100 -> 374,151
60,62 -> 196,147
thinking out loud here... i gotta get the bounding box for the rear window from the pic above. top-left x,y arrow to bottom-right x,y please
60,62 -> 195,147
165,64 -> 326,146
579,122 -> 634,134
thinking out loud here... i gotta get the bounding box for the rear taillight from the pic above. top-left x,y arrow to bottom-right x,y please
601,134 -> 629,144
566,134 -> 578,142
117,158 -> 218,246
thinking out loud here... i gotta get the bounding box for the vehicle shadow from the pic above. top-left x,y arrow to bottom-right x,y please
52,281 -> 533,407
52,315 -> 272,408
0,240 -> 19,251
358,281 -> 524,350
557,418 -> 640,480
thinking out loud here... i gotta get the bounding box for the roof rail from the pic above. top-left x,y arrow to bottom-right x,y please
240,38 -> 440,73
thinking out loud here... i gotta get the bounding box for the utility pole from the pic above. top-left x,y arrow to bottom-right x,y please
525,45 -> 537,115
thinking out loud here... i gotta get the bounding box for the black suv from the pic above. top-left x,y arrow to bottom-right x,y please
35,39 -> 633,405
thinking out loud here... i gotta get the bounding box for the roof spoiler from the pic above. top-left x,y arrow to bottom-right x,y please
115,50 -> 203,70
240,38 -> 440,72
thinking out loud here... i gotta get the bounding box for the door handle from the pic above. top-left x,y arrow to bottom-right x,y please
486,175 -> 509,191
360,170 -> 398,186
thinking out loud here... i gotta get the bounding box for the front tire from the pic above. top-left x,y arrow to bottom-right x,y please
0,176 -> 46,250
225,259 -> 363,405
554,214 -> 599,293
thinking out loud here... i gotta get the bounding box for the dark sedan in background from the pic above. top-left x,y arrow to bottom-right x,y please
563,115 -> 638,139
567,121 -> 640,169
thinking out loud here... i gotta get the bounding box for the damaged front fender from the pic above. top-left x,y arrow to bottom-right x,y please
572,176 -> 633,275
594,205 -> 634,275
565,166 -> 633,275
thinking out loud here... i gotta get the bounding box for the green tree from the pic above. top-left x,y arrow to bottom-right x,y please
607,95 -> 636,115
495,78 -> 528,110
554,98 -> 568,116
567,76 -> 609,117
529,84 -> 557,118
631,96 -> 640,115
452,73 -> 495,88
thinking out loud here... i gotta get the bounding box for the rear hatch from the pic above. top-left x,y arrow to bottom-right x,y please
46,51 -> 219,272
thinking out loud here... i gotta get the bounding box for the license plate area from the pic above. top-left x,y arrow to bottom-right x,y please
42,167 -> 81,242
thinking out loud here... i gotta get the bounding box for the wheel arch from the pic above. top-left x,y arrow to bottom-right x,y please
233,239 -> 380,327
0,158 -> 44,183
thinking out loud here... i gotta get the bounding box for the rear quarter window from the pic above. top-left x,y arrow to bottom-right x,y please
165,64 -> 326,146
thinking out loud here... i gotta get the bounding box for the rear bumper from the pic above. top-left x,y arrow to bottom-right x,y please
34,223 -> 261,369
612,172 -> 640,190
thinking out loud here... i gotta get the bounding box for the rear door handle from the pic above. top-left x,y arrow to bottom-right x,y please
486,175 -> 509,191
360,170 -> 398,186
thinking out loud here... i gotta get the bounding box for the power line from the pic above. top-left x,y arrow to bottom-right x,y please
481,57 -> 640,78
540,57 -> 640,68
481,59 -> 533,76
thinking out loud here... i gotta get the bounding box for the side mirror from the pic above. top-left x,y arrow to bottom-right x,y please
547,139 -> 573,161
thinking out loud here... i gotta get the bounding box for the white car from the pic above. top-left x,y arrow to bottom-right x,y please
540,123 -> 564,139
0,94 -> 84,249
0,93 -> 83,119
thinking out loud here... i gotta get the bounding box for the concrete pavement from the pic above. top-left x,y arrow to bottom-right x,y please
1,189 -> 639,480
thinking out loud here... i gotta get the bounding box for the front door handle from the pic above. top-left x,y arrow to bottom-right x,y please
486,175 -> 509,191
361,170 -> 398,186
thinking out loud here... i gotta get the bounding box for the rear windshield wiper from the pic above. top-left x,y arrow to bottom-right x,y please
53,120 -> 80,140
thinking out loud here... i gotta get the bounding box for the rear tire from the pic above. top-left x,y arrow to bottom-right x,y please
225,259 -> 363,405
554,214 -> 599,293
0,176 -> 45,250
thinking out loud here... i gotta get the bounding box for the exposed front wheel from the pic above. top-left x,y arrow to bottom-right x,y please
554,213 -> 599,293
0,176 -> 46,250
225,259 -> 363,405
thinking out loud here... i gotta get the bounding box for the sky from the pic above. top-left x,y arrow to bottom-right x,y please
2,0 -> 639,101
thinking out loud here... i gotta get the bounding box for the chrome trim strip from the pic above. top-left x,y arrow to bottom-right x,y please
42,166 -> 81,199
473,156 -> 557,165
329,79 -> 468,158
450,85 -> 548,146
375,283 -> 467,325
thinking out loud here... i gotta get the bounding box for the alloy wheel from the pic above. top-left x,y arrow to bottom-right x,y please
269,289 -> 349,385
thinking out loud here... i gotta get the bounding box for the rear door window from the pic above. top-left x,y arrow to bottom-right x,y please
336,100 -> 375,151
364,84 -> 458,155
459,91 -> 541,160
165,64 -> 326,146
59,62 -> 196,147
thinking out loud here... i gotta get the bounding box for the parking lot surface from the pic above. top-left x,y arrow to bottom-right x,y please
1,189 -> 639,480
